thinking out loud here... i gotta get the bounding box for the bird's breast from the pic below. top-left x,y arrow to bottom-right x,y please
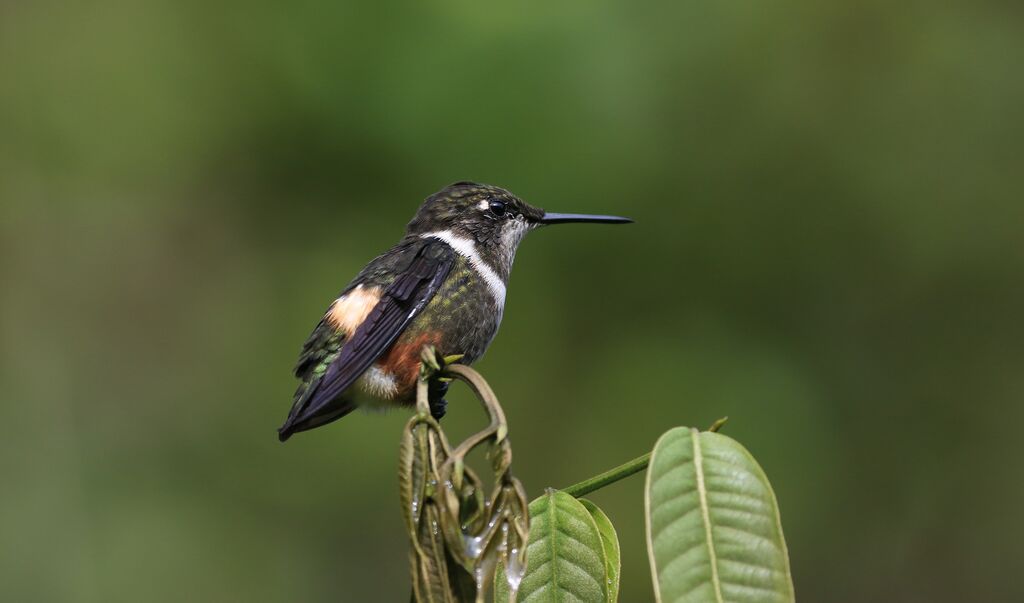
416,264 -> 503,363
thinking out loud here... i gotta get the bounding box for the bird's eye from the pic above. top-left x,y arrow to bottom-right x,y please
488,199 -> 508,218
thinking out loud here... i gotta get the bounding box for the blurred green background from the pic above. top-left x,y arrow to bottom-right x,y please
2,1 -> 1022,601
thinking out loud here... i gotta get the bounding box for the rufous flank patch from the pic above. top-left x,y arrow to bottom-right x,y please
380,331 -> 443,392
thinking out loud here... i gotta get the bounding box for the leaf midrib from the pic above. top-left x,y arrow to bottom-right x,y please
547,494 -> 560,600
692,428 -> 724,603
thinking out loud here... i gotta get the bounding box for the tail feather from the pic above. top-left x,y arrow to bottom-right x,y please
278,376 -> 357,441
278,398 -> 357,441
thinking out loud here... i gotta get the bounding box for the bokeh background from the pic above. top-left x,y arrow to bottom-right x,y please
2,1 -> 1022,601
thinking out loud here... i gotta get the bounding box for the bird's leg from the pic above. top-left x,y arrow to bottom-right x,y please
427,378 -> 449,420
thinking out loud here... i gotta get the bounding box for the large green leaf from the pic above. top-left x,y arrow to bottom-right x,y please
645,427 -> 794,603
496,489 -> 608,603
579,499 -> 621,603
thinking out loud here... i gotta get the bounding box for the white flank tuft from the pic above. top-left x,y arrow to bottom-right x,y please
357,365 -> 400,398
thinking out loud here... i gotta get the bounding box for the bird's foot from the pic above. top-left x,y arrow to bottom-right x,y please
428,379 -> 449,420
430,398 -> 448,420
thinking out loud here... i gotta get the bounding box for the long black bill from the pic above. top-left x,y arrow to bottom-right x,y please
539,212 -> 633,225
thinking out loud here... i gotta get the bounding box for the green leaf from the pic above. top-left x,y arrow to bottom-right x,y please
579,499 -> 621,603
645,427 -> 794,603
496,489 -> 609,603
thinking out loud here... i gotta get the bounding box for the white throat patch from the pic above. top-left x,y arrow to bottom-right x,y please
420,230 -> 507,307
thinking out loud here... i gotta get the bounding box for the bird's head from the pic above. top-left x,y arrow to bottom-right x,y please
406,181 -> 631,278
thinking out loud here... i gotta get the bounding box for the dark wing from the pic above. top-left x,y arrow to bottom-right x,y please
294,317 -> 341,382
278,240 -> 455,440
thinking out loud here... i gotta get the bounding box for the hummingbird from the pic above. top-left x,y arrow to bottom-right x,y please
278,181 -> 631,441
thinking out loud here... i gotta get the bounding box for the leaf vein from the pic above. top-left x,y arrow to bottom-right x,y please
693,429 -> 724,603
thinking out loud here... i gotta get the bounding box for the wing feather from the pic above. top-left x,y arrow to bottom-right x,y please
278,240 -> 454,439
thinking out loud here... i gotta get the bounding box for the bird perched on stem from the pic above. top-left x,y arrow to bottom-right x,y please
278,181 -> 631,441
